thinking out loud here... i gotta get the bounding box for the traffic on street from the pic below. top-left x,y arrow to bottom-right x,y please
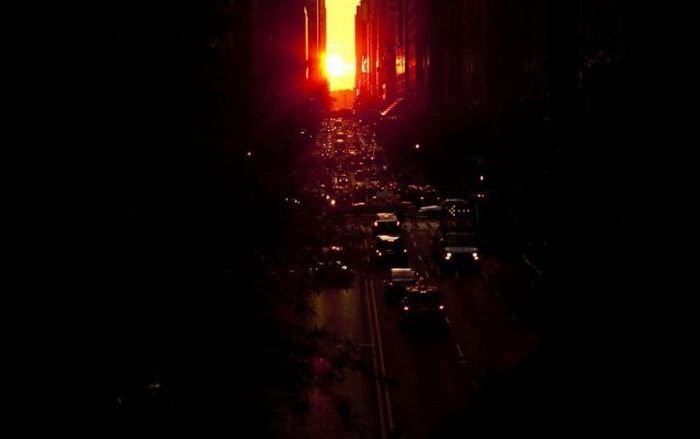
295,116 -> 539,438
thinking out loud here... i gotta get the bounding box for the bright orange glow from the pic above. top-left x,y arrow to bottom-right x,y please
325,54 -> 347,78
326,1 -> 358,91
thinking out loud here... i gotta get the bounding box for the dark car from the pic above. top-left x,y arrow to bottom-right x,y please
384,268 -> 419,302
433,231 -> 481,272
372,213 -> 402,236
404,184 -> 440,207
417,205 -> 443,219
399,285 -> 447,326
312,260 -> 354,287
373,235 -> 408,267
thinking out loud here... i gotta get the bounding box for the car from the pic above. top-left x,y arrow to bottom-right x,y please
373,234 -> 409,267
417,205 -> 443,219
372,212 -> 402,236
333,173 -> 351,189
399,284 -> 447,325
353,169 -> 369,188
404,185 -> 440,207
318,244 -> 347,260
433,231 -> 481,271
384,268 -> 420,302
312,260 -> 354,287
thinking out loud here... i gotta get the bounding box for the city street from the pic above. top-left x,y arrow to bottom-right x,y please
16,1 -> 667,437
296,117 -> 538,438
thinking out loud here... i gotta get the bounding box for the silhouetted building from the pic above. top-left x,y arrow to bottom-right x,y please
363,0 -> 547,116
356,0 -> 402,103
356,0 -> 376,98
247,0 -> 327,124
396,0 -> 428,108
304,0 -> 328,87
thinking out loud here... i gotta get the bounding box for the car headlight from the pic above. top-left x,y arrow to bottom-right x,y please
472,252 -> 479,261
444,252 -> 452,261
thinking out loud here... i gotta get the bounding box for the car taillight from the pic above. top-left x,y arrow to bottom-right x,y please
403,306 -> 410,311
438,305 -> 445,310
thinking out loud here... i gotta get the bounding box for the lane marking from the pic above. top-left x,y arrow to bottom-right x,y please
418,255 -> 424,262
363,277 -> 387,439
456,344 -> 464,358
369,280 -> 395,434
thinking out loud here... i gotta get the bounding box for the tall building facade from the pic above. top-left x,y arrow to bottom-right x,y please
246,0 -> 327,121
304,0 -> 328,87
359,0 -> 547,115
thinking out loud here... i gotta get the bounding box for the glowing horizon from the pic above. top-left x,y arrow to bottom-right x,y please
325,0 -> 358,91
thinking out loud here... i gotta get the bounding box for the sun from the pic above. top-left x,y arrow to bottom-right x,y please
325,53 -> 346,78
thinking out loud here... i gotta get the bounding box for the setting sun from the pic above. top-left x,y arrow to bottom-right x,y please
325,54 -> 347,78
326,0 -> 358,91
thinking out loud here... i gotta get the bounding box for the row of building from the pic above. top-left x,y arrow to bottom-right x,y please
216,0 -> 329,127
355,0 -> 617,117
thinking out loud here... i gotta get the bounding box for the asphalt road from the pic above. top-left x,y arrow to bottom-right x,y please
296,117 -> 536,438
